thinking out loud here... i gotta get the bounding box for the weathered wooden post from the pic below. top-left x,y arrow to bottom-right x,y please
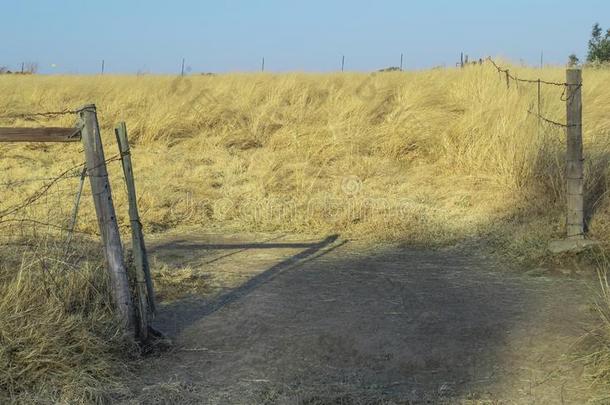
115,122 -> 156,341
566,68 -> 584,239
79,104 -> 135,335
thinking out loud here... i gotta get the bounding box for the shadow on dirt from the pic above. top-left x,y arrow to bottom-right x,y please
149,234 -> 344,334
138,235 -> 589,403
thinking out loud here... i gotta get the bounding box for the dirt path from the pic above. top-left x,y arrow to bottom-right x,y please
123,233 -> 596,404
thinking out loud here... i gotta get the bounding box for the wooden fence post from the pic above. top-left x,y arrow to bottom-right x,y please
115,122 -> 156,340
79,105 -> 135,335
566,68 -> 584,239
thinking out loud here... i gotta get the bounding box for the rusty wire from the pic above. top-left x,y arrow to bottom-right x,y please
0,108 -> 83,121
486,58 -> 580,129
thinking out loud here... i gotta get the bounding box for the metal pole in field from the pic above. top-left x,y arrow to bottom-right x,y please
21,62 -> 24,73
101,60 -> 105,75
565,68 -> 584,239
537,78 -> 542,140
341,55 -> 345,72
181,58 -> 185,76
540,50 -> 544,68
261,57 -> 265,72
460,52 -> 464,68
79,104 -> 135,336
400,53 -> 403,71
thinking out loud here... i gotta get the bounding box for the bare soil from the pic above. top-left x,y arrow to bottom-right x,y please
121,233 -> 597,404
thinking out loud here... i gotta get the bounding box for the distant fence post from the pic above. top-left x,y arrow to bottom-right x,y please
79,104 -> 135,336
115,122 -> 156,341
565,69 -> 584,239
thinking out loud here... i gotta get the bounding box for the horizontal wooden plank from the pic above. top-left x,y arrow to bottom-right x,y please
0,127 -> 81,142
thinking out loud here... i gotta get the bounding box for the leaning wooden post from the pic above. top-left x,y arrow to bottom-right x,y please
565,69 -> 584,240
115,122 -> 156,340
79,105 -> 135,336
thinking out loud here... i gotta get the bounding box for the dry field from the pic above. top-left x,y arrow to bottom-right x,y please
1,62 -> 610,402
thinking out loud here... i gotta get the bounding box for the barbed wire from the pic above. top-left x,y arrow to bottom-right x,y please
0,154 -> 121,220
526,109 -> 578,128
486,58 -> 580,129
0,108 -> 82,121
0,174 -> 83,188
0,218 -> 99,236
486,58 -> 570,87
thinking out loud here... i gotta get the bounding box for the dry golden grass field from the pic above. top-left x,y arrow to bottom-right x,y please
1,62 -> 610,402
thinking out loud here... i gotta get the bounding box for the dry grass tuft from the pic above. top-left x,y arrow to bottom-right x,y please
0,240 -> 134,404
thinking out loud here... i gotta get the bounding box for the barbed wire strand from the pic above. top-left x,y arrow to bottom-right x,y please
486,58 -> 578,129
0,154 -> 121,219
0,108 -> 82,121
486,58 -> 570,87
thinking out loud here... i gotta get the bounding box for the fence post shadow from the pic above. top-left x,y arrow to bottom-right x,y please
152,234 -> 345,335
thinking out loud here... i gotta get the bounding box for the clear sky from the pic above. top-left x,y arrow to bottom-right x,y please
1,0 -> 608,74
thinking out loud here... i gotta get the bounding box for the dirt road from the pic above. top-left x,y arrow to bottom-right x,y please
124,233 -> 596,404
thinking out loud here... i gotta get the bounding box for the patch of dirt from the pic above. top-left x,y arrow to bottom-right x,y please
121,233 -> 597,404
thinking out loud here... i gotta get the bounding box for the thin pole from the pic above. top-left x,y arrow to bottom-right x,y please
341,55 -> 345,72
261,57 -> 265,72
537,78 -> 541,138
540,50 -> 544,68
181,58 -> 185,76
460,52 -> 464,68
65,167 -> 87,249
21,62 -> 24,73
101,60 -> 105,75
400,53 -> 403,71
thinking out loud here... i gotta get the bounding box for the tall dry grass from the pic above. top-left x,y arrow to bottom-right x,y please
1,62 -> 610,400
2,64 -> 610,250
0,239 -> 133,403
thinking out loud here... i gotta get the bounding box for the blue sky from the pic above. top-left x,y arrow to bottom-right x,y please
1,0 -> 608,74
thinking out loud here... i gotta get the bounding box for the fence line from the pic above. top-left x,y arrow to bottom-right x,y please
486,58 -> 586,242
486,58 -> 575,129
0,108 -> 82,121
0,105 -> 156,341
0,154 -> 121,220
487,58 -> 569,87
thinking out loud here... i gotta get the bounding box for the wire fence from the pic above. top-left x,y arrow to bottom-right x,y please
0,62 -> 580,253
0,109 -> 82,121
486,57 -> 577,129
0,107 -> 124,260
